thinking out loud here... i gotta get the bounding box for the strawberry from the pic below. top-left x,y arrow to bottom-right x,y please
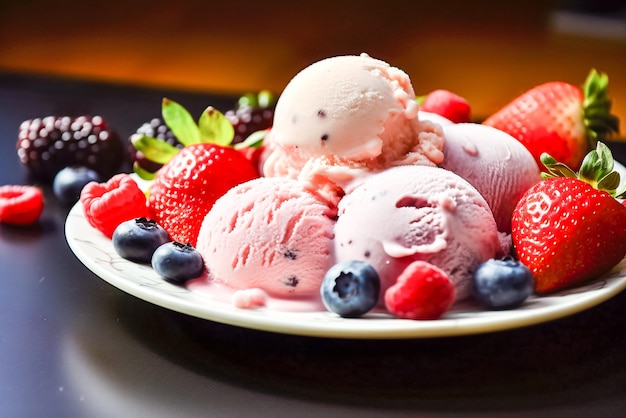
80,173 -> 150,238
483,69 -> 619,170
417,89 -> 471,123
0,185 -> 44,225
133,98 -> 258,246
148,144 -> 257,246
511,142 -> 626,293
384,261 -> 456,320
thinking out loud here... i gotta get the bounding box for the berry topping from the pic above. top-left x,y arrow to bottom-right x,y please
384,261 -> 456,320
483,69 -> 619,170
151,241 -> 204,283
512,142 -> 626,293
53,166 -> 100,205
131,98 -> 238,180
0,185 -> 44,225
129,118 -> 183,173
148,144 -> 258,245
131,98 -> 258,245
225,91 -> 275,144
320,260 -> 381,318
80,173 -> 150,238
472,258 -> 534,310
17,115 -> 124,182
417,89 -> 471,123
112,217 -> 171,263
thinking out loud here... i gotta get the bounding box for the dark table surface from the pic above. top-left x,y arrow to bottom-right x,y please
2,72 -> 626,418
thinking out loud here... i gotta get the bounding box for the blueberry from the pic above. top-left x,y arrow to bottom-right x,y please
112,217 -> 170,263
472,258 -> 534,310
53,166 -> 100,205
151,242 -> 204,284
320,260 -> 380,318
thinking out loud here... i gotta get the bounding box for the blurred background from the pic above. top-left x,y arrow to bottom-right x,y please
0,0 -> 624,120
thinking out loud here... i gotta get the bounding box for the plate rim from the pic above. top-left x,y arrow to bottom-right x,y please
65,202 -> 626,339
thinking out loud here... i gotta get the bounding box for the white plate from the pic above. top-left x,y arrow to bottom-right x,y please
65,202 -> 626,339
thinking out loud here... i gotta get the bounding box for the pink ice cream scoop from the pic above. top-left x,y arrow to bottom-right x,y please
439,123 -> 541,233
334,165 -> 504,301
196,177 -> 336,300
263,54 -> 444,191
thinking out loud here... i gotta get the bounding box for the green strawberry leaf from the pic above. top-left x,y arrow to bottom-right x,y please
579,142 -> 615,184
133,161 -> 158,181
582,69 -> 620,143
583,69 -> 607,100
162,98 -> 202,146
544,141 -> 624,197
131,134 -> 180,164
233,129 -> 267,150
598,171 -> 621,194
540,153 -> 577,180
198,106 -> 234,147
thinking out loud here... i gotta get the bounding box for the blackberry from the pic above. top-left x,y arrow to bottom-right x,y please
224,91 -> 275,144
17,115 -> 124,182
129,118 -> 184,173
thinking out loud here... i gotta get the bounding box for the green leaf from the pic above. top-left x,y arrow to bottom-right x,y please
133,161 -> 158,181
131,134 -> 180,164
598,171 -> 621,194
162,98 -> 202,146
540,152 -> 577,179
579,141 -> 615,183
578,150 -> 601,182
234,129 -> 268,149
198,106 -> 235,146
596,141 -> 614,168
582,69 -> 620,143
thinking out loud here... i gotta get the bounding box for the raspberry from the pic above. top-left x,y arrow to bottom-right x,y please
80,173 -> 149,238
17,115 -> 124,182
0,185 -> 44,225
384,261 -> 456,320
419,89 -> 471,123
224,91 -> 275,144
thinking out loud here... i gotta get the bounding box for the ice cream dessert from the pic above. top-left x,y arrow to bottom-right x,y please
440,123 -> 541,233
195,176 -> 336,306
56,53 -> 623,320
262,53 -> 445,197
334,165 -> 505,301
